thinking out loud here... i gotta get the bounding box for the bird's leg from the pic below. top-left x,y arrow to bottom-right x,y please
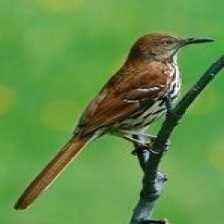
131,133 -> 159,155
120,134 -> 148,147
113,130 -> 167,154
136,133 -> 171,151
111,130 -> 146,147
136,133 -> 157,148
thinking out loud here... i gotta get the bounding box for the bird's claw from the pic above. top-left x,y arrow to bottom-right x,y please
132,143 -> 159,156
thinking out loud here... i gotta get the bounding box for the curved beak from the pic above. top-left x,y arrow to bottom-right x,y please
182,37 -> 214,46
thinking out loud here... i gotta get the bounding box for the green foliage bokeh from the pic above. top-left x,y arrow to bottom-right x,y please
1,0 -> 224,223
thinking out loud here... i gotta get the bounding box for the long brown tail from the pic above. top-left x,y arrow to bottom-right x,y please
14,135 -> 91,210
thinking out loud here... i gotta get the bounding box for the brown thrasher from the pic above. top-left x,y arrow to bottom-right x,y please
15,33 -> 213,210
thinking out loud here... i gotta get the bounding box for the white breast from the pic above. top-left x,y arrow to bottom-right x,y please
116,61 -> 181,131
169,62 -> 181,102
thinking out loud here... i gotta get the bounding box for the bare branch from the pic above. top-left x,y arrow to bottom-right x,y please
130,55 -> 224,224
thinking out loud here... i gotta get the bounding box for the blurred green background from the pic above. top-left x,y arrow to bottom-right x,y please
1,0 -> 224,223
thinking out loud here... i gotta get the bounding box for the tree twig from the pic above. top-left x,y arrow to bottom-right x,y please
129,55 -> 224,224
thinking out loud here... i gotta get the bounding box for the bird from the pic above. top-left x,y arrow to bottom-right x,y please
14,33 -> 213,210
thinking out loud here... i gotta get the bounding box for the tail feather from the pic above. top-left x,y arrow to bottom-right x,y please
14,135 -> 91,210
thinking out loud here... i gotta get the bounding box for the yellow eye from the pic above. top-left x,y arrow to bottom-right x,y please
163,39 -> 173,45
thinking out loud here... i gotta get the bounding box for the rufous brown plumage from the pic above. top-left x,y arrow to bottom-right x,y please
14,33 -> 213,210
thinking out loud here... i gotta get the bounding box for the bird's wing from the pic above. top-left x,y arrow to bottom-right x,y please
77,61 -> 171,136
123,85 -> 165,102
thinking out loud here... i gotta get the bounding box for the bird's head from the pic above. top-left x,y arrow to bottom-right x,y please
129,33 -> 214,61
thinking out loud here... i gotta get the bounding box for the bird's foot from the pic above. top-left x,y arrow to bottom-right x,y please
131,134 -> 158,155
131,135 -> 171,155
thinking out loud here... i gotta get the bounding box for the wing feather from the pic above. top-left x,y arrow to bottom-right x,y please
77,61 -> 171,135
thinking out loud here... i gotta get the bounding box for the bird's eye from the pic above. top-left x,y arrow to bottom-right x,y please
163,39 -> 173,45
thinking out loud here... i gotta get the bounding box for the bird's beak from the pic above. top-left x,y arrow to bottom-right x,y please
182,37 -> 214,46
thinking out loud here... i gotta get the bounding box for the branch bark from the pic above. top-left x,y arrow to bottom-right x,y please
129,55 -> 224,224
